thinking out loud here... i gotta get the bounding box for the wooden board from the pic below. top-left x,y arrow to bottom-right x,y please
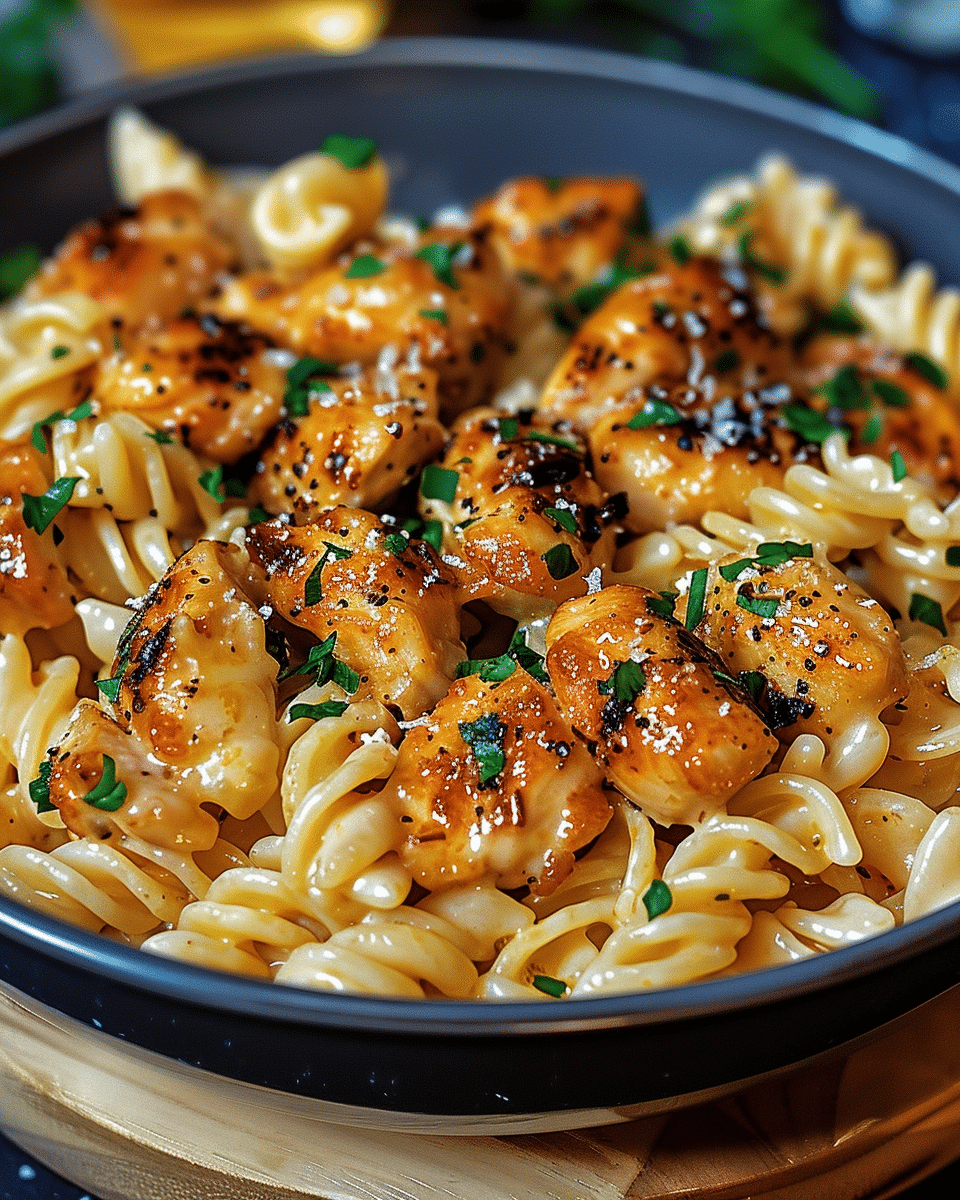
2,979 -> 960,1200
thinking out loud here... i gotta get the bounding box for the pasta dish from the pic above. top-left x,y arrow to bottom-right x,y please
1,111 -> 959,1000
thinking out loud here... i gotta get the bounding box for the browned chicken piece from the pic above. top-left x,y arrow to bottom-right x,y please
545,585 -> 776,827
379,669 -> 611,895
678,553 -> 908,757
45,539 -> 281,850
539,254 -> 792,432
417,407 -> 625,620
245,507 -> 465,719
93,312 -> 288,463
214,228 -> 515,417
798,334 -> 960,498
252,363 -> 445,515
0,444 -> 75,636
588,380 -> 815,533
27,191 -> 233,328
471,175 -> 648,293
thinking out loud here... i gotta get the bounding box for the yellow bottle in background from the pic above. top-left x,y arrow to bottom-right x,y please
88,0 -> 388,74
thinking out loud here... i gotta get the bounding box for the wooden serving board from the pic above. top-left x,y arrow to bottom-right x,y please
2,979 -> 960,1200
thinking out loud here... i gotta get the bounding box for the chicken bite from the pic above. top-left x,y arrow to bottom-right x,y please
245,507 -> 465,719
418,407 -> 624,619
545,584 -> 777,826
252,362 -> 445,515
380,670 -> 612,895
28,191 -> 233,328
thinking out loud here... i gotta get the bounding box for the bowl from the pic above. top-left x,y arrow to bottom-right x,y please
3,37 -> 960,1154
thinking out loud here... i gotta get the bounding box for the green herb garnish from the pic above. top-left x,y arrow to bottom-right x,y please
871,379 -> 910,409
685,568 -> 708,630
782,400 -> 847,445
420,463 -> 459,503
95,675 -> 122,704
458,712 -> 507,785
0,244 -> 42,298
384,532 -> 410,556
642,879 -> 672,919
627,398 -> 683,429
198,466 -> 226,502
50,344 -> 69,359
418,308 -> 448,325
715,348 -> 741,374
822,299 -> 865,333
946,546 -> 960,568
82,755 -> 127,811
345,254 -> 386,279
22,476 -> 79,534
541,543 -> 578,580
668,234 -> 692,264
861,412 -> 883,445
303,541 -> 354,606
598,658 -> 647,703
525,429 -> 580,451
890,449 -> 907,482
28,759 -> 54,813
543,506 -> 577,534
289,700 -> 350,722
532,974 -> 567,997
719,200 -> 753,227
401,517 -> 444,553
30,399 -> 93,453
248,504 -> 270,525
145,429 -> 174,445
736,592 -> 780,619
281,632 -> 360,692
816,364 -> 869,411
909,593 -> 947,635
416,242 -> 463,289
321,134 -> 378,170
905,351 -> 949,391
497,417 -> 519,441
718,541 -> 813,581
646,590 -> 679,619
737,231 -> 787,284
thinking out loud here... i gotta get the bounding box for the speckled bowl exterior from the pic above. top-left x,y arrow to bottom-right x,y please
3,39 -> 960,1130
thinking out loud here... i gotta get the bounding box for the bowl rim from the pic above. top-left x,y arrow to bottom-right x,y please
3,35 -> 960,1037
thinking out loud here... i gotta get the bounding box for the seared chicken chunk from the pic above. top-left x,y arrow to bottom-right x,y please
546,585 -> 777,826
380,670 -> 612,895
588,380 -> 811,533
472,175 -> 648,293
539,255 -> 791,432
94,312 -> 287,462
28,191 -> 232,328
216,228 -> 514,416
44,539 -> 281,849
680,553 -> 908,756
798,335 -> 960,498
252,363 -> 445,515
418,407 -> 624,619
245,507 -> 464,718
0,445 -> 75,636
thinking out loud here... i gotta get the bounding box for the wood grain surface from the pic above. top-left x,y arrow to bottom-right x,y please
2,978 -> 960,1200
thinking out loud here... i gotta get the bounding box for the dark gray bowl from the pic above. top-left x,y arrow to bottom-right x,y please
3,38 -> 960,1133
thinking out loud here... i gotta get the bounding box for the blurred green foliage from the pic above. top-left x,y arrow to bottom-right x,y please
0,0 -> 79,126
530,0 -> 880,120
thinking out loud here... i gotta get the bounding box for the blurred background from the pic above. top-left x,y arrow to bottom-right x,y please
1,0 -> 960,165
2,2 -> 960,1200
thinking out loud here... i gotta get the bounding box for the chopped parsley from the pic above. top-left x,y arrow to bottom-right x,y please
458,711 -> 507,785
401,517 -> 443,553
822,299 -> 865,333
736,591 -> 780,619
564,258 -> 642,320
281,632 -> 360,692
198,466 -> 226,503
0,243 -> 42,298
946,546 -> 960,568
718,541 -> 813,581
685,568 -> 708,630
418,308 -> 448,325
496,416 -> 519,441
737,231 -> 786,284
871,378 -> 910,409
646,590 -> 679,619
383,532 -> 410,556
31,400 -> 93,453
303,541 -> 354,605
738,670 -> 767,704
598,658 -> 647,702
95,675 -> 123,704
284,356 -> 336,416
532,974 -> 567,998
782,400 -> 847,445
861,412 -> 883,445
248,504 -> 270,525
22,476 -> 80,534
145,429 -> 175,445
525,429 -> 580,451
29,759 -> 54,813
420,463 -> 459,503
905,351 -> 949,391
82,755 -> 127,811
816,364 -> 869,411
344,254 -> 386,279
416,242 -> 463,289
890,449 -> 908,482
51,345 -> 70,360
909,592 -> 947,635
289,700 -> 350,723
541,543 -> 577,580
321,134 -> 378,170
642,879 -> 672,919
668,234 -> 692,264
719,200 -> 753,227
543,506 -> 577,534
456,625 -> 549,686
627,398 -> 683,429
